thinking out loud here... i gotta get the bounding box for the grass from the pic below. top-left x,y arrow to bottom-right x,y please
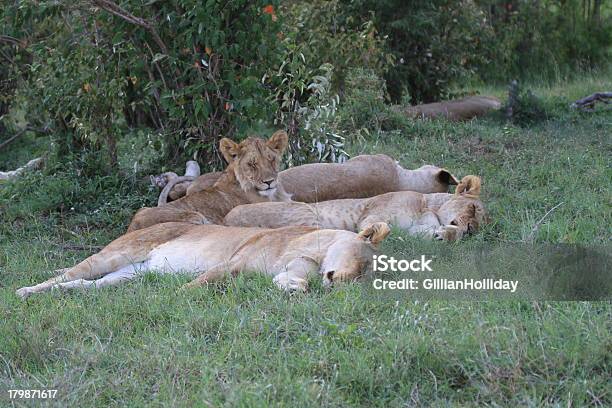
0,75 -> 610,406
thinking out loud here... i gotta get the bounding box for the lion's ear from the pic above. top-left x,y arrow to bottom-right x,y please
267,130 -> 289,153
219,138 -> 242,163
437,169 -> 459,186
358,222 -> 391,246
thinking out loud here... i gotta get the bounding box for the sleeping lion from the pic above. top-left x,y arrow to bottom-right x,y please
16,222 -> 391,299
225,176 -> 487,241
182,154 -> 459,202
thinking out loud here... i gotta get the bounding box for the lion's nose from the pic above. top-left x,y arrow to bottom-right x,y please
263,179 -> 275,188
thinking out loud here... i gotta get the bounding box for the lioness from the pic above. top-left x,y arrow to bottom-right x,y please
184,154 -> 458,202
15,222 -> 391,299
225,176 -> 487,241
397,96 -> 501,121
127,130 -> 290,232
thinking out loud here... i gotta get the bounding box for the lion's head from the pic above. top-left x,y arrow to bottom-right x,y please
322,223 -> 391,286
434,176 -> 488,241
219,130 -> 289,198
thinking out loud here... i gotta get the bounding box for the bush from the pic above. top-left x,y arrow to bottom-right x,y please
337,68 -> 406,132
282,0 -> 392,93
268,45 -> 348,165
504,80 -> 547,125
1,1 -> 282,171
345,0 -> 493,103
475,1 -> 612,83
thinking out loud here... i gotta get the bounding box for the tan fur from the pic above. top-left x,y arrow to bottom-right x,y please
398,96 -> 501,121
185,171 -> 223,195
127,131 -> 290,232
187,154 -> 459,201
225,176 -> 487,241
15,222 -> 391,299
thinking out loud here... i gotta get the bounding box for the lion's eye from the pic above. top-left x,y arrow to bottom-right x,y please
249,161 -> 257,168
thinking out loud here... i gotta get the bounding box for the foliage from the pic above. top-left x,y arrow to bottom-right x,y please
268,44 -> 347,165
337,68 -> 407,132
1,0 -> 282,171
281,0 -> 393,92
475,0 -> 612,83
344,0 -> 493,104
504,80 -> 547,125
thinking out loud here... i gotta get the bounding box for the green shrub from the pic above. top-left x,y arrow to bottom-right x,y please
267,44 -> 348,165
282,0 -> 392,92
337,68 -> 406,132
345,0 -> 493,103
504,80 -> 547,125
475,0 -> 612,83
1,1 -> 282,171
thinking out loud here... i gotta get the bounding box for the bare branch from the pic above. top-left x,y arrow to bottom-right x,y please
0,126 -> 50,151
571,92 -> 612,110
0,35 -> 27,48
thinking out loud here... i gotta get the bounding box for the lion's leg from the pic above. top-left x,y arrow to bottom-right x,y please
406,224 -> 438,239
16,252 -> 145,299
273,257 -> 319,292
53,267 -> 141,292
433,225 -> 461,241
182,262 -> 240,289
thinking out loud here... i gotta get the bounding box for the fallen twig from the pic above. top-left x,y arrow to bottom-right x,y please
571,92 -> 612,111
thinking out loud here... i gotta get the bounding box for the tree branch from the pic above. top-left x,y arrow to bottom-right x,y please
571,92 -> 612,110
91,0 -> 168,54
0,126 -> 50,151
0,35 -> 27,48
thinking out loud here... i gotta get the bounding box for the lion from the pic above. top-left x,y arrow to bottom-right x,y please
397,96 -> 501,121
15,222 -> 391,299
225,176 -> 487,241
183,154 -> 458,203
126,130 -> 290,232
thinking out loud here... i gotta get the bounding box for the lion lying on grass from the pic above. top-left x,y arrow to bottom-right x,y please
182,154 -> 458,203
127,130 -> 291,232
397,96 -> 501,121
16,222 -> 391,299
225,176 -> 487,241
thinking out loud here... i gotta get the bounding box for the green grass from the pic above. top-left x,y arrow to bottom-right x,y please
0,76 -> 610,406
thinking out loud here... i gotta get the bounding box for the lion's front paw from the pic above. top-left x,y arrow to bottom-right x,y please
273,273 -> 308,293
434,225 -> 461,241
16,287 -> 34,300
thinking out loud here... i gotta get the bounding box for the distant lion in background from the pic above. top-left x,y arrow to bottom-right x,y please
225,176 -> 487,241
